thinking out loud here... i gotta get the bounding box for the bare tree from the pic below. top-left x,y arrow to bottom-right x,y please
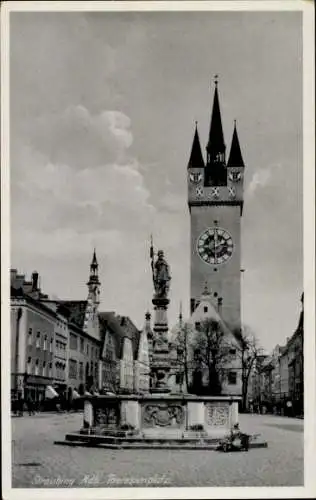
190,318 -> 234,395
174,322 -> 191,391
233,325 -> 263,411
172,319 -> 234,395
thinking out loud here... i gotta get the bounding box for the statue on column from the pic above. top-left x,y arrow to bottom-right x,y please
150,237 -> 171,299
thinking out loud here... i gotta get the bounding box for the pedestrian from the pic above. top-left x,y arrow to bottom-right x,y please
17,389 -> 24,417
27,394 -> 35,416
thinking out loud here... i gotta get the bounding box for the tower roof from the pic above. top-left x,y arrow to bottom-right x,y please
227,121 -> 245,167
91,248 -> 98,268
207,80 -> 226,157
88,248 -> 100,286
187,123 -> 205,169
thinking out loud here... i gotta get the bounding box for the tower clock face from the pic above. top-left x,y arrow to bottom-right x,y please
197,227 -> 234,265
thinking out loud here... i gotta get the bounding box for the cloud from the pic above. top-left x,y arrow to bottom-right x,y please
23,106 -> 133,171
159,192 -> 186,213
11,106 -> 155,264
246,162 -> 283,197
12,227 -> 124,259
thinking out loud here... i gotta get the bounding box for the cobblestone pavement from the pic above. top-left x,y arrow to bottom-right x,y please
11,412 -> 303,488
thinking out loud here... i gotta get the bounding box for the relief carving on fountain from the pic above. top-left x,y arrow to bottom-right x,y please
142,403 -> 185,428
205,403 -> 229,427
94,405 -> 119,427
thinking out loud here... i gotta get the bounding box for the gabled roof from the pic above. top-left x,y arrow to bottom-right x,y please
172,289 -> 242,347
11,286 -> 58,319
187,124 -> 205,169
99,312 -> 141,360
58,300 -> 87,329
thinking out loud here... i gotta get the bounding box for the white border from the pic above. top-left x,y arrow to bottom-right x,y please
1,1 -> 315,499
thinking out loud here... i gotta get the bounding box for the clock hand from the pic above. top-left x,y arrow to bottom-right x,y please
214,238 -> 226,249
214,229 -> 218,261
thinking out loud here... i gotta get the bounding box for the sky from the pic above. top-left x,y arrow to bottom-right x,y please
10,10 -> 303,351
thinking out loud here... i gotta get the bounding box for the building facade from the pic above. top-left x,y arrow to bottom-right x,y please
248,293 -> 304,416
10,251 -> 102,405
99,312 -> 150,394
134,314 -> 151,393
11,284 -> 63,405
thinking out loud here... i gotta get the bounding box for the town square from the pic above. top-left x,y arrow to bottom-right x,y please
12,411 -> 303,488
3,2 -> 314,496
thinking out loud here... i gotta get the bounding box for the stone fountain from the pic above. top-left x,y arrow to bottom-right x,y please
57,244 -> 266,450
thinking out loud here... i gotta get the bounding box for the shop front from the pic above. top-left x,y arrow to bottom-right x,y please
24,375 -> 53,409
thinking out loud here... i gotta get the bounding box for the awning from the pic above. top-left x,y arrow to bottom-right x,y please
45,385 -> 58,399
72,390 -> 80,399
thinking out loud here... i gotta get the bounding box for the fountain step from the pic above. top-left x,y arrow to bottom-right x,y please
56,432 -> 268,450
66,432 -> 219,444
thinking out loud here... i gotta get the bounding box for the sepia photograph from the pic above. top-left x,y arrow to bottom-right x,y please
1,1 -> 315,499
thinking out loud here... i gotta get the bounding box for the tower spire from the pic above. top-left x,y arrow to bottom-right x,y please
187,122 -> 205,169
227,120 -> 245,167
91,247 -> 98,269
206,76 -> 226,165
178,301 -> 183,328
88,248 -> 100,285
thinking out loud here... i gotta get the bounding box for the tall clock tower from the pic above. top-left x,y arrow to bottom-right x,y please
188,79 -> 245,329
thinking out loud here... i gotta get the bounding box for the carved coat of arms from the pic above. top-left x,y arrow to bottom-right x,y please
143,404 -> 184,427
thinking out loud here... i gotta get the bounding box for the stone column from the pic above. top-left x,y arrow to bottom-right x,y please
230,401 -> 239,427
121,400 -> 140,429
187,402 -> 204,428
150,297 -> 171,393
83,399 -> 94,430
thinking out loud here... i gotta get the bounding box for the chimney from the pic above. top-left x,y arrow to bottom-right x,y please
217,297 -> 223,314
32,271 -> 39,291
